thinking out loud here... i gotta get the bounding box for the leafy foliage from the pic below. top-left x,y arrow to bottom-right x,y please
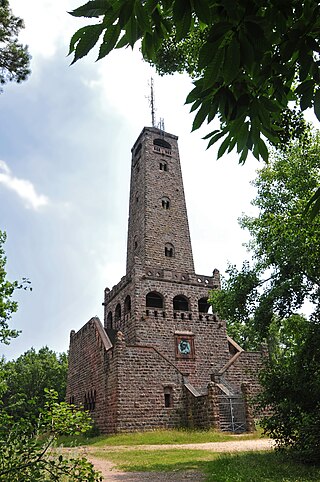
259,322 -> 320,464
0,390 -> 102,481
0,230 -> 28,344
210,134 -> 320,462
0,236 -> 100,480
69,0 -> 320,164
0,0 -> 30,90
1,347 -> 68,425
210,132 -> 320,349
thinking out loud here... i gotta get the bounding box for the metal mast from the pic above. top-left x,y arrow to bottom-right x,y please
149,77 -> 156,127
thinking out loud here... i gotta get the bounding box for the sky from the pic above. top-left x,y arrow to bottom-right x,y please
1,0 -> 261,360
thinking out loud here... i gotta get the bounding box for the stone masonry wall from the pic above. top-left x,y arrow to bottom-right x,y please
223,351 -> 265,395
113,340 -> 187,432
66,318 -> 119,434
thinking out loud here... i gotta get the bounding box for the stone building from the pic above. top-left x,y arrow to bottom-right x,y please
66,126 -> 264,433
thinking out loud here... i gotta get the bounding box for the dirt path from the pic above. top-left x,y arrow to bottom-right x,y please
69,438 -> 274,482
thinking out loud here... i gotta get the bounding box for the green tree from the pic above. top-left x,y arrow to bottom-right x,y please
0,0 -> 30,91
1,347 -> 68,424
0,390 -> 102,481
258,322 -> 320,464
210,133 -> 320,462
69,0 -> 320,164
210,132 -> 320,348
0,235 -> 101,481
0,230 -> 22,344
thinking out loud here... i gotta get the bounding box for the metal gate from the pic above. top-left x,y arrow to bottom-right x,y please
218,394 -> 247,433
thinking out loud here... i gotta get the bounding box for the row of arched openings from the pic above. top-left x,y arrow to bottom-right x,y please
146,292 -> 211,313
107,292 -> 211,328
107,295 -> 131,328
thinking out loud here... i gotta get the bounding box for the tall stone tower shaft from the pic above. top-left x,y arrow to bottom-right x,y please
126,127 -> 195,274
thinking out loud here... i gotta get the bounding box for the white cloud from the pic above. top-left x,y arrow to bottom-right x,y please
0,160 -> 49,210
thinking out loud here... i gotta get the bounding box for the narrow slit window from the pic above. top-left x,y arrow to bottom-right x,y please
162,197 -> 170,209
164,387 -> 173,407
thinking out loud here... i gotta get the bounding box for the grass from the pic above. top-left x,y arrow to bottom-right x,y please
58,427 -> 263,447
93,448 -> 320,481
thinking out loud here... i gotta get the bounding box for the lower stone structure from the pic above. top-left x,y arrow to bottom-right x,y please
67,315 -> 265,434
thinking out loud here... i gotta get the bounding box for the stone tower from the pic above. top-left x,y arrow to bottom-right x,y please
126,128 -> 194,274
103,126 -> 228,386
67,126 -> 264,434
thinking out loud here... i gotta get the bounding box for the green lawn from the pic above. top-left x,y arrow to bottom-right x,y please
93,448 -> 320,481
59,427 -> 263,447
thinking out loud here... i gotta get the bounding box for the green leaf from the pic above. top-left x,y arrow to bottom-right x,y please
119,0 -> 135,28
69,26 -> 87,55
192,102 -> 209,131
223,36 -> 240,84
126,15 -> 141,47
300,84 -> 314,111
236,122 -> 249,153
227,136 -> 237,153
185,83 -> 202,104
198,41 -> 216,70
239,146 -> 248,164
307,187 -> 320,220
314,90 -> 320,122
260,96 -> 281,113
217,134 -> 232,159
295,79 -> 314,95
203,48 -> 224,89
70,24 -> 103,63
190,98 -> 202,113
299,49 -> 314,82
173,0 -> 188,23
116,32 -> 129,49
257,105 -> 270,130
134,2 -> 151,33
208,21 -> 233,43
193,0 -> 211,23
239,30 -> 254,68
257,137 -> 269,162
207,97 -> 219,122
175,1 -> 192,41
202,129 -> 219,140
145,0 -> 158,15
98,24 -> 121,60
142,32 -> 155,59
69,0 -> 110,18
206,130 -> 226,149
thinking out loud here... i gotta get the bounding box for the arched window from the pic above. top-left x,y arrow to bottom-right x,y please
165,243 -> 174,257
153,138 -> 172,149
198,297 -> 210,313
161,197 -> 170,209
146,292 -> 164,308
159,161 -> 168,171
107,311 -> 113,329
115,303 -> 121,322
173,295 -> 189,311
124,295 -> 131,314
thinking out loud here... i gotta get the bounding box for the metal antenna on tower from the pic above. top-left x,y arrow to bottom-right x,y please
149,77 -> 156,127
